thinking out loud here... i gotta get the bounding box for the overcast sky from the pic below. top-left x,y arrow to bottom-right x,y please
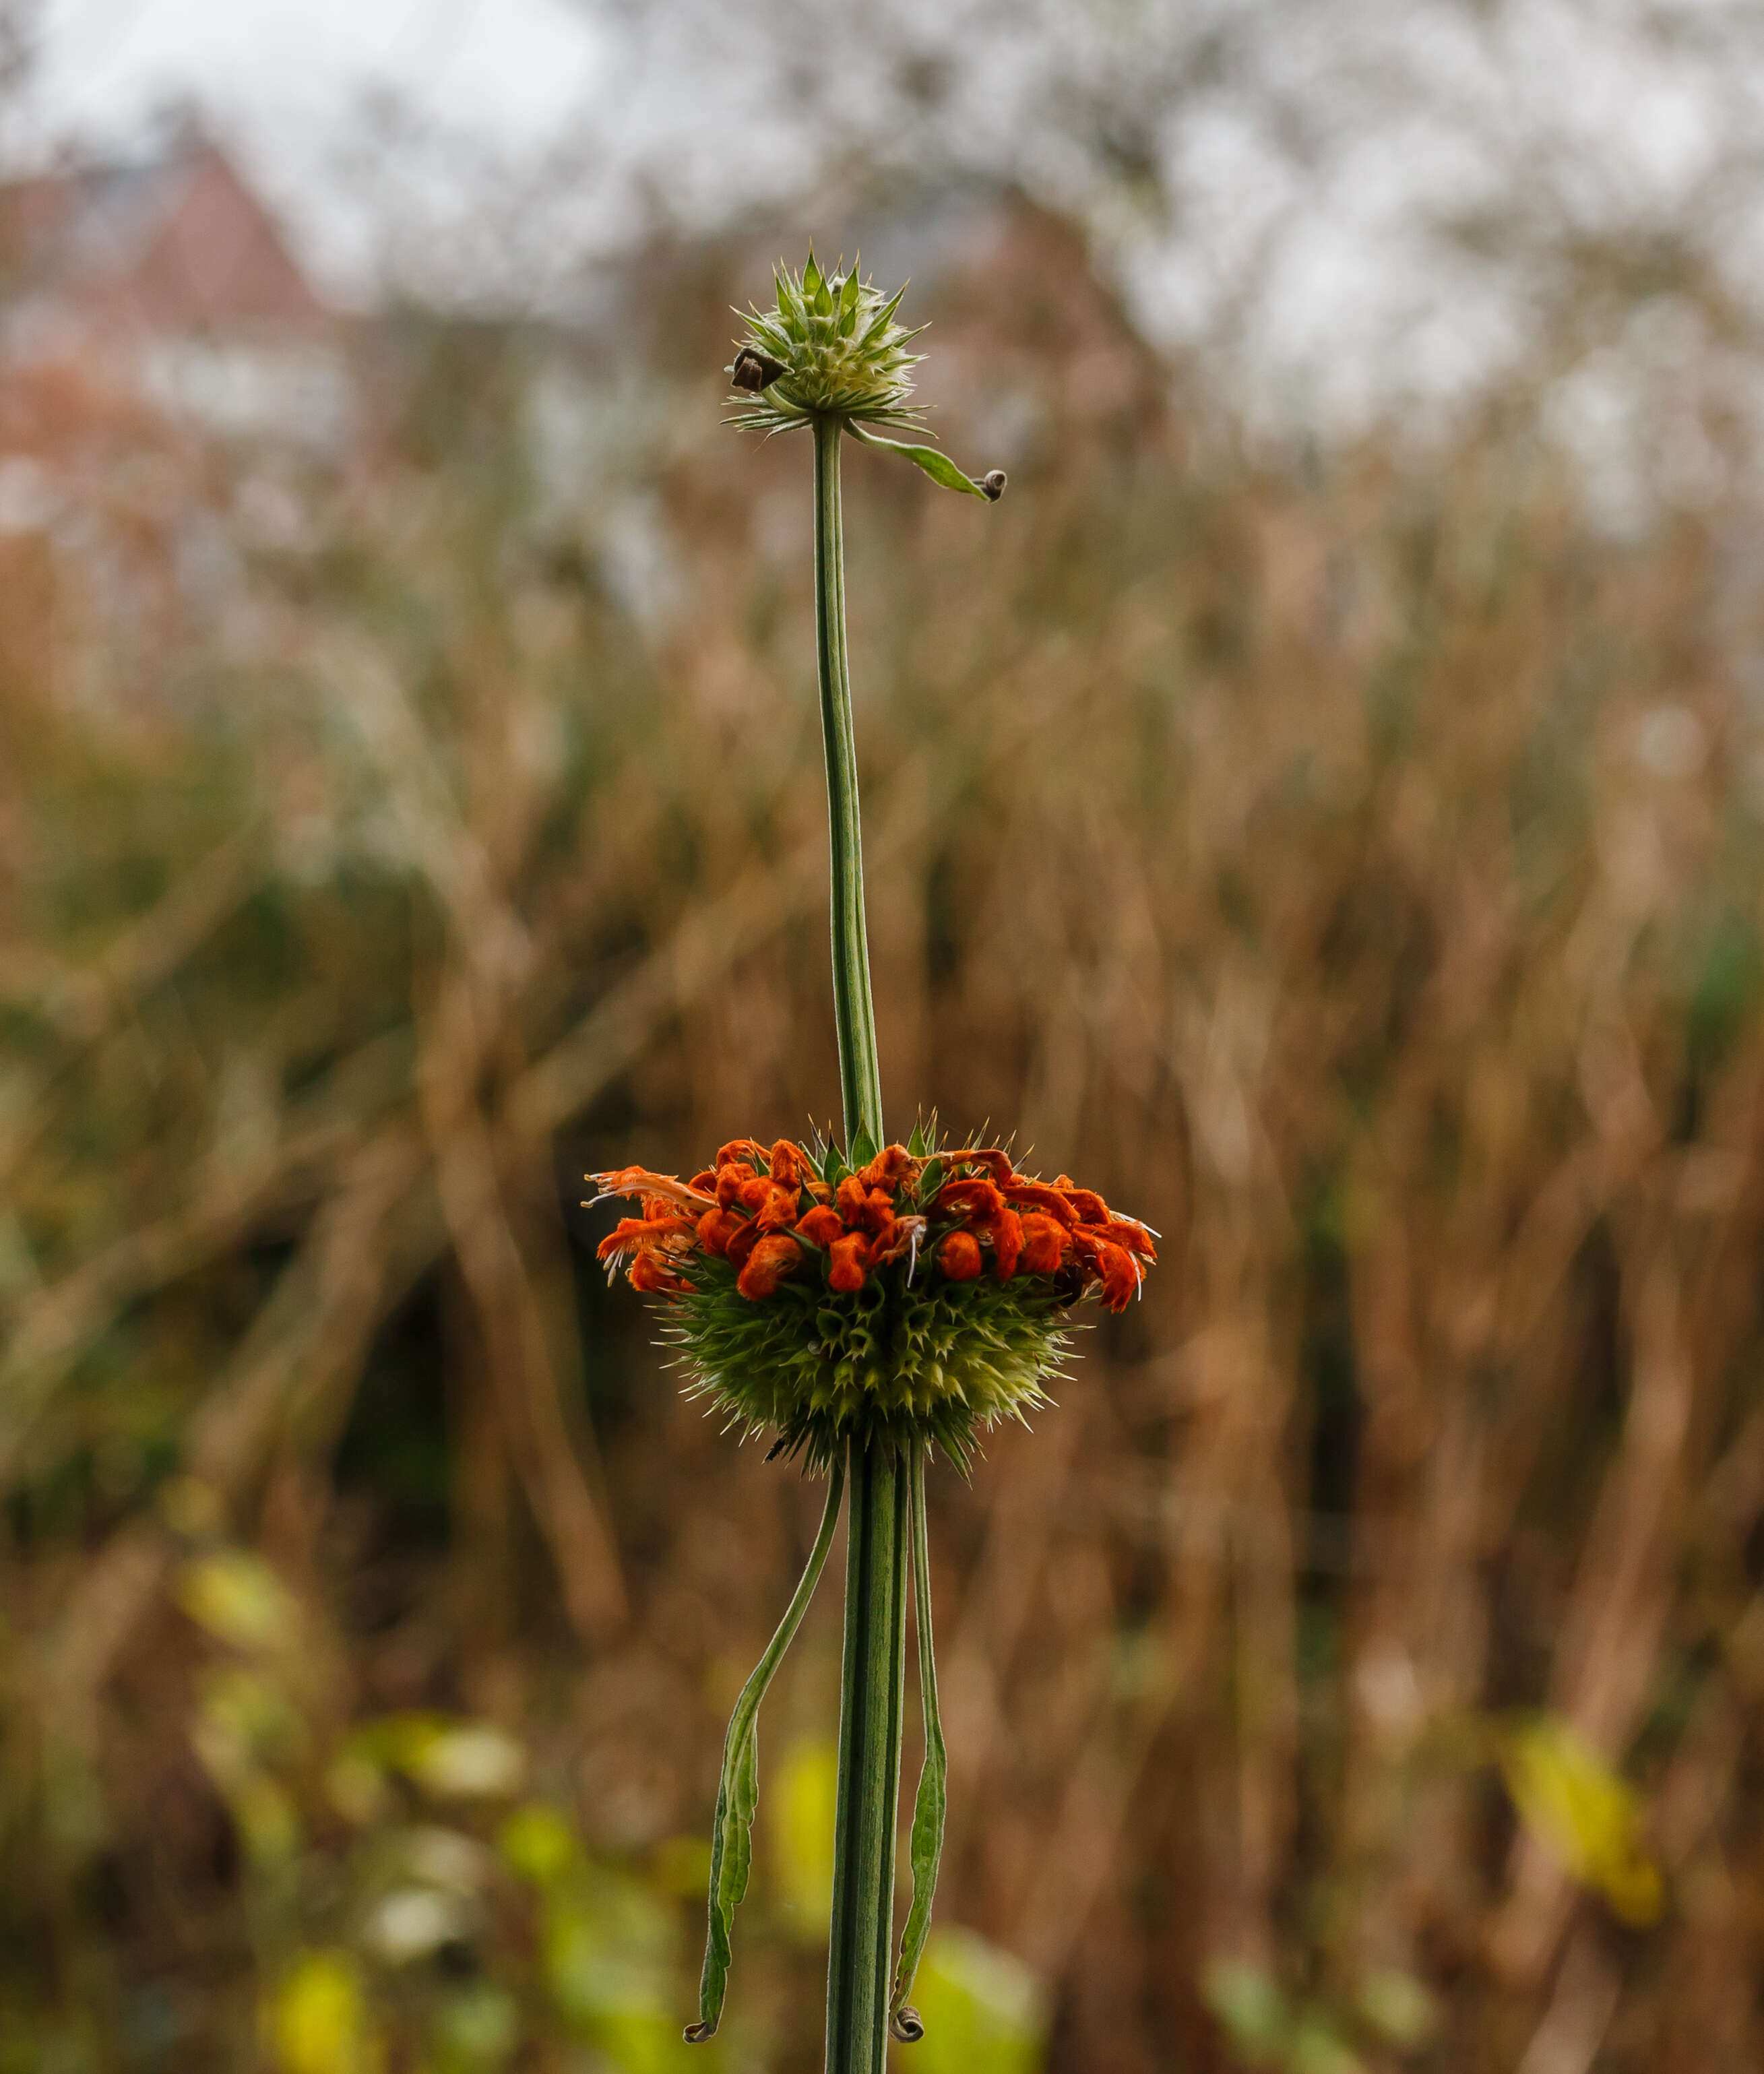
32,0 -> 602,154
17,0 -> 1764,441
22,0 -> 608,292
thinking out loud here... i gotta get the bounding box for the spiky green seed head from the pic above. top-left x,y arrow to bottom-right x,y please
666,1255 -> 1072,1475
726,252 -> 924,435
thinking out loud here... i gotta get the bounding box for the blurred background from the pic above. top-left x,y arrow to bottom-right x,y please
4,1 -> 1764,2068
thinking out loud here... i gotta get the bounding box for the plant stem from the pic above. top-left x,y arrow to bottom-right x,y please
813,412 -> 884,1151
825,1433 -> 910,2074
813,410 -> 904,2074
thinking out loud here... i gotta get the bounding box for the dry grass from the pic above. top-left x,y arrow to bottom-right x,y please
2,208 -> 1763,2071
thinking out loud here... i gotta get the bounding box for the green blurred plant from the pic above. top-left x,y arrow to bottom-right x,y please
177,1544 -> 704,2073
1203,1959 -> 1439,2074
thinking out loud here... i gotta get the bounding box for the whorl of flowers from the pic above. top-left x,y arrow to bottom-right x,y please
590,1126 -> 1156,1471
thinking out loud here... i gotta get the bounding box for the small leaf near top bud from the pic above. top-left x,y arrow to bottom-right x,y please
730,346 -> 785,393
982,471 -> 1007,502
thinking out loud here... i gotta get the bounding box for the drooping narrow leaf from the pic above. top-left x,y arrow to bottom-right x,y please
687,1460 -> 846,2042
846,422 -> 992,499
890,1444 -> 947,2041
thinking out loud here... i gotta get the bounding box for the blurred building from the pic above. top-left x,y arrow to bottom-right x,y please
0,129 -> 350,466
0,132 -> 358,695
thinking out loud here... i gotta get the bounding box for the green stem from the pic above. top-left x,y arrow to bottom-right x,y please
815,414 -> 903,2073
813,413 -> 884,1153
825,1434 -> 910,2074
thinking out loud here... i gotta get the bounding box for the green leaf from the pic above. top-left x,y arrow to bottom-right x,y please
859,284 -> 906,345
849,1124 -> 878,1172
838,270 -> 862,336
916,1158 -> 944,1212
802,252 -> 826,309
906,1121 -> 927,1159
689,1462 -> 846,2042
773,274 -> 807,340
891,1446 -> 948,2039
819,1139 -> 850,1188
847,422 -> 988,499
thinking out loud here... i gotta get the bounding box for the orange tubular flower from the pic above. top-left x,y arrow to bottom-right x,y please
940,1148 -> 1014,1185
999,1180 -> 1081,1226
755,1185 -> 807,1233
696,1207 -> 744,1257
596,1214 -> 695,1265
1018,1212 -> 1067,1275
768,1139 -> 807,1189
594,1166 -> 716,1214
869,1215 -> 926,1267
589,1135 -> 1156,1327
1096,1218 -> 1156,1259
1069,1230 -> 1145,1312
932,1177 -> 1004,1222
937,1230 -> 984,1281
795,1205 -> 847,1248
1057,1184 -> 1112,1225
629,1253 -> 689,1294
827,1232 -> 871,1292
738,1234 -> 803,1300
990,1207 -> 1024,1279
857,1143 -> 916,1191
725,1220 -> 763,1272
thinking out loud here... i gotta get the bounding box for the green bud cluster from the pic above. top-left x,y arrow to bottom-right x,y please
666,1254 -> 1071,1474
726,252 -> 924,435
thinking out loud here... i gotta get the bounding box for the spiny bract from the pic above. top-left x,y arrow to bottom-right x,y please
670,1251 -> 1067,1474
726,252 -> 924,435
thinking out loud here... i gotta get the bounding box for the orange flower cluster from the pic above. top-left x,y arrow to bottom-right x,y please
591,1139 -> 1156,1313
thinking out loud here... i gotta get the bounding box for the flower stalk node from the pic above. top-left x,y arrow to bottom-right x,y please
589,1129 -> 1154,1473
